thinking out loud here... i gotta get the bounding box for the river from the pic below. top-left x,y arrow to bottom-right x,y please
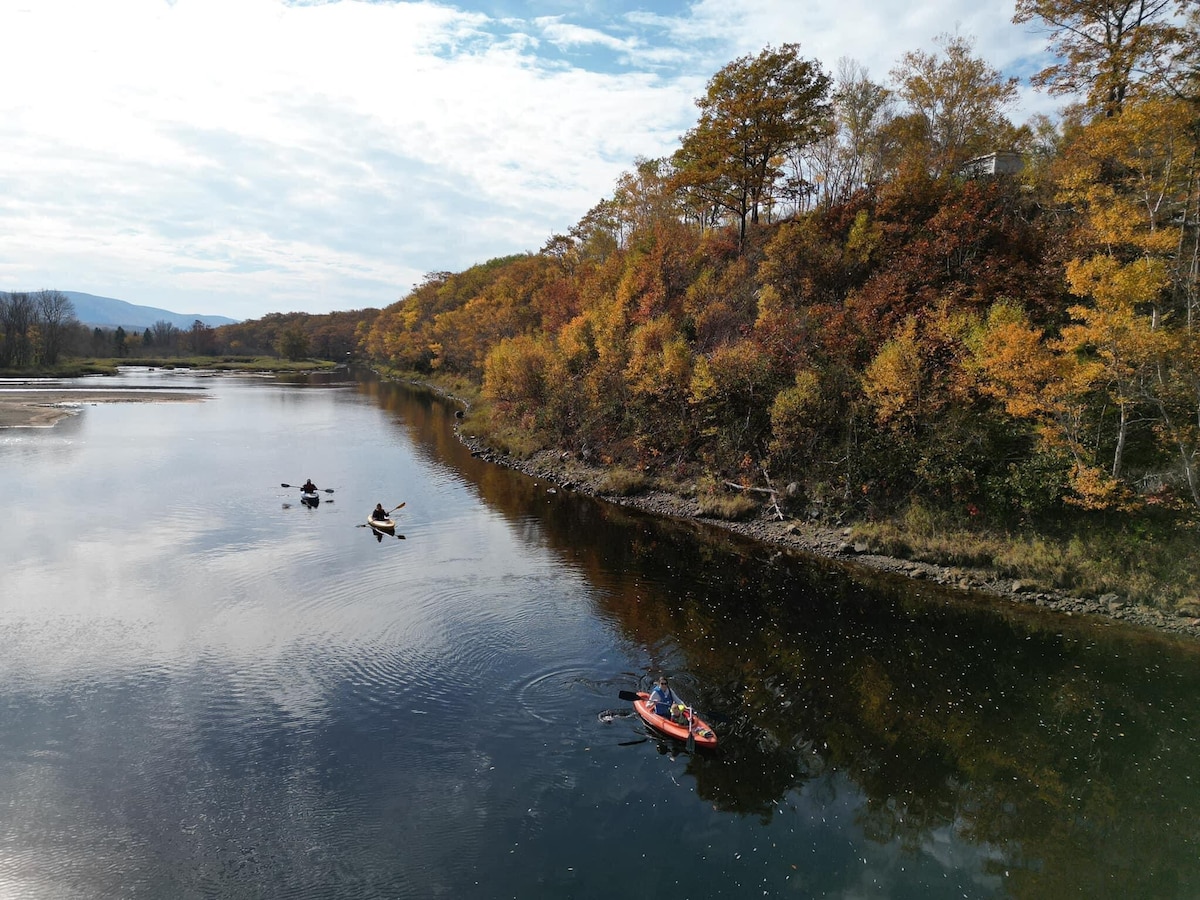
1,368 -> 1197,899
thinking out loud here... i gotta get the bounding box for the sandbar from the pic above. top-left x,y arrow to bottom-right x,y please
0,389 -> 205,428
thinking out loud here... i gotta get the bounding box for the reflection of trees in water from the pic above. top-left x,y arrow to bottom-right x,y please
685,553 -> 1199,896
367,374 -> 1200,897
554,507 -> 1199,895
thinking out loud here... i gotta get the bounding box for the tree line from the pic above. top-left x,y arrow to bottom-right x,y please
0,291 -> 378,366
0,290 -> 78,367
0,295 -> 231,364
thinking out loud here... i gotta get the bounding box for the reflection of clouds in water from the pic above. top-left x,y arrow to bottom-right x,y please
0,418 -> 85,462
0,523 -> 521,893
770,773 -> 1008,897
829,831 -> 1005,900
920,822 -> 1007,892
0,482 -> 564,733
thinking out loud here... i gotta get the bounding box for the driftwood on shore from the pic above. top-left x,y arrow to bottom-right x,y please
724,472 -> 786,522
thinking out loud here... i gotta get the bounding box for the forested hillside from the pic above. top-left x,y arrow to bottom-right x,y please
223,6 -> 1200,604
359,7 -> 1199,524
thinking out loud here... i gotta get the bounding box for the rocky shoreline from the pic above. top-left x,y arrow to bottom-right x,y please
454,432 -> 1200,645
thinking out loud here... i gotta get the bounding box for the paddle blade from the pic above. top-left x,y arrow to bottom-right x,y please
618,690 -> 640,702
323,488 -> 335,493
390,502 -> 406,512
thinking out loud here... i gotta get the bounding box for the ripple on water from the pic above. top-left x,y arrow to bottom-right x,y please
509,666 -> 599,721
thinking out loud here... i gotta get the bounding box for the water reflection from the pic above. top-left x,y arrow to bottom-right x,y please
591,505 -> 1200,895
1,370 -> 1197,898
351,375 -> 1200,897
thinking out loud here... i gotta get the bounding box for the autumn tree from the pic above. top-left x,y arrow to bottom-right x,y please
802,58 -> 896,210
1013,0 -> 1190,117
689,339 -> 782,473
186,320 -> 216,355
673,44 -> 832,250
482,334 -> 553,432
622,316 -> 695,461
1050,91 -> 1200,506
610,157 -> 683,245
889,33 -> 1022,176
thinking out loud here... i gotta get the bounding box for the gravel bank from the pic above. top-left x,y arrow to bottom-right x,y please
456,432 -> 1200,644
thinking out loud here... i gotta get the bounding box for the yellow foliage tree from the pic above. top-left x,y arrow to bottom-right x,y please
1046,93 -> 1199,507
863,317 -> 924,428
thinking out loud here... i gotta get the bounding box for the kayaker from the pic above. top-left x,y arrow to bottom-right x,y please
647,676 -> 676,717
371,503 -> 388,522
302,478 -> 318,493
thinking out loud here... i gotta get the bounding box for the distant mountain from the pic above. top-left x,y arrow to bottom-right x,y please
56,291 -> 239,330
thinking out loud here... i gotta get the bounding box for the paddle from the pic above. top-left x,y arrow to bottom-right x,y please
365,501 -> 406,523
281,483 -> 335,493
356,523 -> 406,538
618,690 -> 641,702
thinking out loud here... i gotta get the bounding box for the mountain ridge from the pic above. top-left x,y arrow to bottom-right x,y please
63,291 -> 239,329
1,290 -> 240,329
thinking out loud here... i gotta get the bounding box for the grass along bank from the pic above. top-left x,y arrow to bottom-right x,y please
853,502 -> 1200,612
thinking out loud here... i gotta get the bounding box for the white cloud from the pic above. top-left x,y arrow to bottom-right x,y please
0,0 -> 1068,321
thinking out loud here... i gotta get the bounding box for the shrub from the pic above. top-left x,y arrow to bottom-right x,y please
697,493 -> 759,520
598,468 -> 650,496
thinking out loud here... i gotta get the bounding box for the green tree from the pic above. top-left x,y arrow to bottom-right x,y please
673,44 -> 832,250
277,323 -> 311,361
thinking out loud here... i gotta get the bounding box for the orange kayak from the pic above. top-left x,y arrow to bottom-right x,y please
631,691 -> 717,748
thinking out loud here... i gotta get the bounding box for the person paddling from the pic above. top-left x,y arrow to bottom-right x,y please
370,503 -> 388,522
302,478 -> 318,493
647,675 -> 676,717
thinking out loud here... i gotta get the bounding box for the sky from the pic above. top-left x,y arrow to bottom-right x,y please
0,0 -> 1061,322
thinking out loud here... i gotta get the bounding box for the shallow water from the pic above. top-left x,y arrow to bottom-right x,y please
1,368 -> 1196,898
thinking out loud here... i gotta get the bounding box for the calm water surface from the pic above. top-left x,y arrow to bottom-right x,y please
1,369 -> 1197,899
